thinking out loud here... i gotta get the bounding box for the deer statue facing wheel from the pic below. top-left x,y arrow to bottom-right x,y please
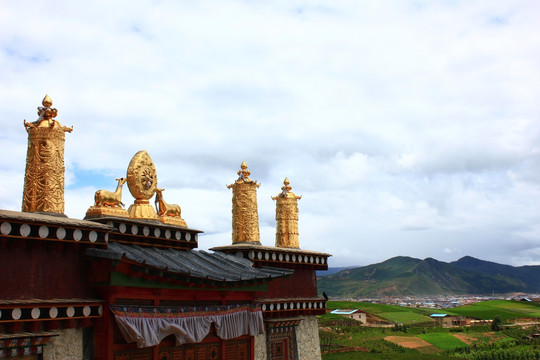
154,188 -> 182,217
154,188 -> 187,227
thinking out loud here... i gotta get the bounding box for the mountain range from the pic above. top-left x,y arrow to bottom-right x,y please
317,256 -> 540,298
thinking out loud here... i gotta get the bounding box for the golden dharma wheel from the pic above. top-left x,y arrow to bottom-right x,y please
126,150 -> 158,200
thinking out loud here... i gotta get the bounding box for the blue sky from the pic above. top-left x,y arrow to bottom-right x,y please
1,0 -> 540,267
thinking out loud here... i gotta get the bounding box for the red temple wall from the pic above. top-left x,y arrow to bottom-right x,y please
0,241 -> 93,299
255,266 -> 317,299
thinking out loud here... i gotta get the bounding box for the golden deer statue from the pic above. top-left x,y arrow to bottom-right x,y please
94,178 -> 127,208
154,188 -> 182,217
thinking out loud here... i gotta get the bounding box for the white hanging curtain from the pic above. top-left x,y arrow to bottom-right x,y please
110,304 -> 264,348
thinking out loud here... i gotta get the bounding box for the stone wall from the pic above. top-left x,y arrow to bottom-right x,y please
256,315 -> 322,360
43,328 -> 83,360
296,315 -> 322,360
254,331 -> 267,360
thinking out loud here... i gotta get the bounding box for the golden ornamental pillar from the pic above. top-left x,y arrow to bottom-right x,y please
227,161 -> 261,244
272,177 -> 302,248
22,95 -> 73,215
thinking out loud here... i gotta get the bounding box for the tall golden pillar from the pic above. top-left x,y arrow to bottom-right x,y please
227,161 -> 261,244
22,95 -> 73,215
272,178 -> 302,248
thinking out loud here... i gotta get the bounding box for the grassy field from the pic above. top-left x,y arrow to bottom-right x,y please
377,311 -> 431,325
417,333 -> 468,351
448,300 -> 540,321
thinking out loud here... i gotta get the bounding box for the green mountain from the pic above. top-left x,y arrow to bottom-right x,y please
317,256 -> 539,298
451,256 -> 540,291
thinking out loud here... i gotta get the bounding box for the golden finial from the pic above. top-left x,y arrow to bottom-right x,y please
236,161 -> 252,182
42,94 -> 53,107
40,94 -> 54,117
24,94 -> 71,132
272,177 -> 301,200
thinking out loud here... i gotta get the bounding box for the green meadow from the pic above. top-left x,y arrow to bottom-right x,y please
417,333 -> 468,351
447,300 -> 540,321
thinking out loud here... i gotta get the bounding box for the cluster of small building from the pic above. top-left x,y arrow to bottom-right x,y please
346,294 -> 540,309
0,96 -> 330,360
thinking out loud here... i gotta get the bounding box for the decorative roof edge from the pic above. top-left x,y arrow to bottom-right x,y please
211,244 -> 331,257
0,210 -> 112,231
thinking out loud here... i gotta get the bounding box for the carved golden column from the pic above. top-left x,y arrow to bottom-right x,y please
22,95 -> 73,215
272,178 -> 302,248
227,161 -> 261,244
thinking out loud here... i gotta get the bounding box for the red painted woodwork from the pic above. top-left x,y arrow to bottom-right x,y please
94,285 -> 259,360
256,267 -> 317,299
98,287 -> 257,305
0,239 -> 94,299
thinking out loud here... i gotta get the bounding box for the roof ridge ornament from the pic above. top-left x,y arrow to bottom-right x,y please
227,162 -> 261,245
22,95 -> 72,215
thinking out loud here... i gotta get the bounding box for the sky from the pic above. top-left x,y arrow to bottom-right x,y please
1,0 -> 540,267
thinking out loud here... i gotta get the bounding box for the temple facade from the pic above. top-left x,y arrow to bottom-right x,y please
0,96 -> 330,360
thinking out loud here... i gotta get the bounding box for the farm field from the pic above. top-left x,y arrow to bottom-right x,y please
377,311 -> 431,325
321,300 -> 540,360
326,300 -> 434,325
417,333 -> 468,351
323,352 -> 458,360
447,300 -> 540,321
384,336 -> 439,354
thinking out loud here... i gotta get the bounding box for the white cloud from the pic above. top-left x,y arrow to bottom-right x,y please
1,0 -> 540,266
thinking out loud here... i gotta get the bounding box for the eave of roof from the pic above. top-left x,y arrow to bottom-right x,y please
87,242 -> 293,282
0,209 -> 112,231
211,243 -> 331,257
87,216 -> 203,233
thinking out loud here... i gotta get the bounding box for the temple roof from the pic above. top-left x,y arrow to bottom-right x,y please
87,242 -> 293,282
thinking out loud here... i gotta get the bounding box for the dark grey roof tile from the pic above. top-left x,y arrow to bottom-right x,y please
87,242 -> 292,282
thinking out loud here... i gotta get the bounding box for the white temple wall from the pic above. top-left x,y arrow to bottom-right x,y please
296,315 -> 322,360
43,328 -> 83,360
254,331 -> 267,360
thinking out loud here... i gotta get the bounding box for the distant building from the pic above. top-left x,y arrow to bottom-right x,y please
430,314 -> 469,327
330,309 -> 367,324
